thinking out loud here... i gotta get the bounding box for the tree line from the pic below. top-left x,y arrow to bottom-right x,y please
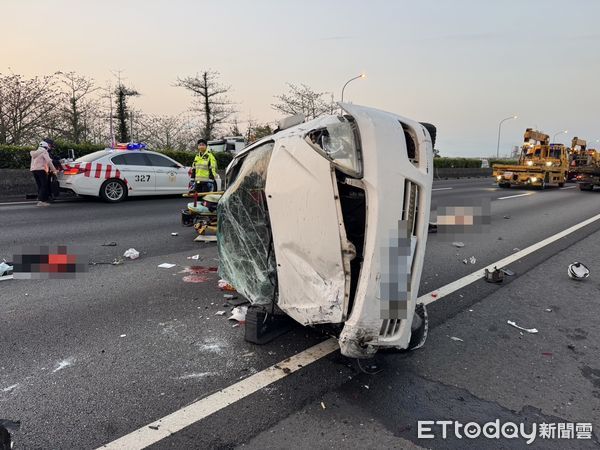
0,70 -> 338,150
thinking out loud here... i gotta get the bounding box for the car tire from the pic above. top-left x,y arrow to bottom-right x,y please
499,182 -> 510,188
558,182 -> 565,188
579,183 -> 593,191
100,179 -> 127,203
539,180 -> 546,190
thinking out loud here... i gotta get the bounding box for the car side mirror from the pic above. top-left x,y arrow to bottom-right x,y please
172,163 -> 181,168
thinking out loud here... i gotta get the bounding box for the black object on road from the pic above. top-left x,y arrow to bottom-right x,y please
244,305 -> 294,345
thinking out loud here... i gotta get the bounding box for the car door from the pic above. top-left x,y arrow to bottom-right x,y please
265,134 -> 352,326
110,153 -> 155,194
145,153 -> 189,193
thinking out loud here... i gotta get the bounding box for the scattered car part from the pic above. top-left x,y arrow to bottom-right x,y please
500,267 -> 515,276
123,248 -> 139,260
452,241 -> 465,248
568,262 -> 590,280
507,320 -> 538,334
484,267 -> 504,283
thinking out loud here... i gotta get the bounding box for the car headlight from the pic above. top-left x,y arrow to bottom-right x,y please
526,161 -> 534,166
306,116 -> 362,177
545,161 -> 553,167
496,175 -> 502,181
531,177 -> 538,183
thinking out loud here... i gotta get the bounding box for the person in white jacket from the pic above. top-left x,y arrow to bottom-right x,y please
30,141 -> 57,207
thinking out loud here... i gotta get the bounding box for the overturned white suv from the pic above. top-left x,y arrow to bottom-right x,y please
218,103 -> 434,358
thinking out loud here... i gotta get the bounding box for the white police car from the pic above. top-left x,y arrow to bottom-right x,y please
58,144 -> 194,202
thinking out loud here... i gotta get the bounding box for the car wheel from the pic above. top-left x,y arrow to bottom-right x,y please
558,182 -> 565,188
539,180 -> 546,190
499,182 -> 510,188
100,179 -> 127,203
579,183 -> 593,191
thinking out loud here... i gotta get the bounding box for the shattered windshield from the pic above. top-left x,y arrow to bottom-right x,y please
217,142 -> 276,305
306,116 -> 362,177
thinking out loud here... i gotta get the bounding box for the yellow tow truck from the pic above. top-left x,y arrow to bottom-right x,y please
567,137 -> 589,180
569,141 -> 600,191
493,128 -> 568,189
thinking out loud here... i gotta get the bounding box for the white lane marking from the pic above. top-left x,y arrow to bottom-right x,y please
100,212 -> 600,449
98,338 -> 339,450
0,275 -> 14,282
560,186 -> 576,190
497,193 -> 533,200
419,211 -> 600,305
0,201 -> 37,206
432,187 -> 453,191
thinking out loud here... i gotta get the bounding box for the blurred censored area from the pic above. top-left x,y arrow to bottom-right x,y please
433,198 -> 491,237
379,220 -> 413,320
13,245 -> 88,279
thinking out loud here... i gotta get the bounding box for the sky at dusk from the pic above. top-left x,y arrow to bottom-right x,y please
2,0 -> 599,156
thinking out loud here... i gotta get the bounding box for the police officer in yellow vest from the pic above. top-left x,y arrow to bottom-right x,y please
192,139 -> 218,192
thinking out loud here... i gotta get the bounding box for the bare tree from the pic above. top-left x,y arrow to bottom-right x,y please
136,113 -> 195,151
176,71 -> 236,140
244,115 -> 274,144
271,83 -> 336,120
58,71 -> 99,143
114,83 -> 140,142
0,72 -> 61,145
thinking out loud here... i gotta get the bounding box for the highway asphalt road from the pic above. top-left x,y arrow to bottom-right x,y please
1,179 -> 599,449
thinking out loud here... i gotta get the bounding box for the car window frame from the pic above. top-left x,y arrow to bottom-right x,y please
145,153 -> 181,168
110,152 -> 153,166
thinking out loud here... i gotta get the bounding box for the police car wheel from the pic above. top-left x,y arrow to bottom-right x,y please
100,179 -> 127,203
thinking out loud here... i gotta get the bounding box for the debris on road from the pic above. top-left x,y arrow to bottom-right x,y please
187,254 -> 200,260
120,334 -> 126,338
218,279 -> 236,292
500,268 -> 515,276
123,248 -> 140,260
513,248 -> 520,252
148,425 -> 160,430
568,262 -> 590,280
171,232 -> 178,236
224,294 -> 237,299
452,241 -> 465,248
503,215 -> 511,219
215,311 -> 226,316
112,257 -> 124,265
484,267 -> 504,283
428,223 -> 438,234
101,242 -> 117,246
158,263 -> 176,269
545,308 -> 553,312
450,336 -> 464,342
469,256 -> 476,264
567,344 -> 576,351
228,306 -> 248,322
541,352 -> 553,357
507,320 -> 538,334
321,402 -> 326,410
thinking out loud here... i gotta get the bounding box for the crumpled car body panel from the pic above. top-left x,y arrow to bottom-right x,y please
218,103 -> 433,357
265,139 -> 348,325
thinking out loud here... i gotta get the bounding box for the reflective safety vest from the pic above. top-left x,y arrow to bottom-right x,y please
193,150 -> 217,181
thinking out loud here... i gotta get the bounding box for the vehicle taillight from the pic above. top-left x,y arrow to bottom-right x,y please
63,165 -> 86,175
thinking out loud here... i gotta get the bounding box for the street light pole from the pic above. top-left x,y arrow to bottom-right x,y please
496,115 -> 518,158
341,74 -> 365,103
552,130 -> 568,143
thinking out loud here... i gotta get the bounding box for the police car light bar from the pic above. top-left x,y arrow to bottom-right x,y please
113,142 -> 147,150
